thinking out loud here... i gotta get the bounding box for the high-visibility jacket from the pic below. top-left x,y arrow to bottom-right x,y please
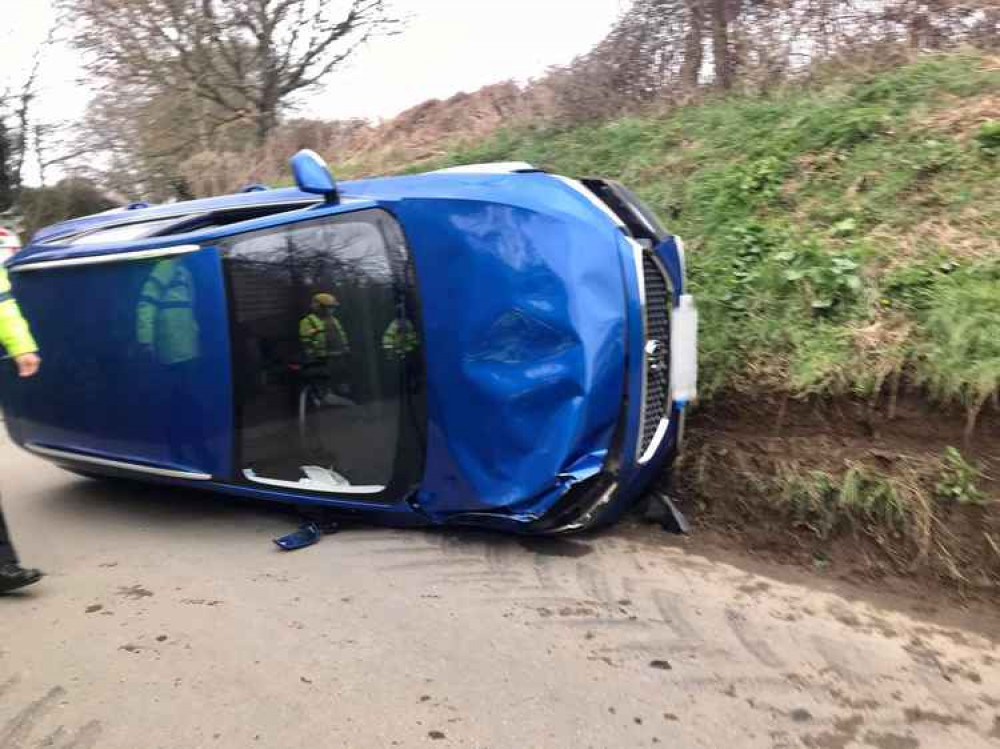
136,260 -> 199,365
299,312 -> 349,361
381,318 -> 418,358
0,268 -> 37,358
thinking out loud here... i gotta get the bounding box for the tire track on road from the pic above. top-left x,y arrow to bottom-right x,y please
725,607 -> 786,669
0,686 -> 66,749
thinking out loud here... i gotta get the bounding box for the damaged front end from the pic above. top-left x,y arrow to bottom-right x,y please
384,172 -> 696,534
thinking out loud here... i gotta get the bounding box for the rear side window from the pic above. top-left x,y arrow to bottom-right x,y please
220,208 -> 424,496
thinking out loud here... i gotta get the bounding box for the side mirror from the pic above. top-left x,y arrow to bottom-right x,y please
291,149 -> 339,204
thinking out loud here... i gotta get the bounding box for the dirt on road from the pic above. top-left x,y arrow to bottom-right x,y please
0,438 -> 998,749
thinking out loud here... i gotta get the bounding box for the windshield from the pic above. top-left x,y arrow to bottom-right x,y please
220,208 -> 424,496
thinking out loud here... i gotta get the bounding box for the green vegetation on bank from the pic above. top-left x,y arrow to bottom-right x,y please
409,52 -> 1000,419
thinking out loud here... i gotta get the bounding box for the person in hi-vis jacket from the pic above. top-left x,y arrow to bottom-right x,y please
0,230 -> 44,594
135,258 -> 212,468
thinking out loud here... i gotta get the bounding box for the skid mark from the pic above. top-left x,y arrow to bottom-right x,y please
430,569 -> 524,581
650,589 -> 699,640
811,634 -> 861,683
646,555 -> 710,594
576,562 -> 615,604
725,607 -> 785,669
62,719 -> 103,749
527,617 -> 653,630
483,539 -> 524,573
670,673 -> 839,703
431,574 -> 526,587
0,675 -> 21,700
364,545 -> 455,556
376,556 -> 485,572
0,686 -> 66,749
531,553 -> 565,591
434,532 -> 488,558
37,726 -> 68,747
333,532 -> 433,548
597,638 -> 730,659
486,595 -> 603,607
810,635 -> 896,691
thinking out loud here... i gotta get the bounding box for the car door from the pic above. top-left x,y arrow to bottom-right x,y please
213,205 -> 426,504
5,243 -> 234,480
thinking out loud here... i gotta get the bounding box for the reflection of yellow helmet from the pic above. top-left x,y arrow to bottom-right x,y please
313,292 -> 337,307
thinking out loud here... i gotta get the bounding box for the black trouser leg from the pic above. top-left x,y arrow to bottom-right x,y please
0,501 -> 19,566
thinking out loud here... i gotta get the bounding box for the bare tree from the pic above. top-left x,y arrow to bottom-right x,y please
0,28 -> 52,210
710,0 -> 734,89
0,116 -> 12,211
681,0 -> 706,87
546,0 -> 999,125
64,0 -> 400,145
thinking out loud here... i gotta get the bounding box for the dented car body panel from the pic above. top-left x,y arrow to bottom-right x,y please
1,162 -> 692,533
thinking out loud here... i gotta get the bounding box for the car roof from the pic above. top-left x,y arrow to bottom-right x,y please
27,187 -> 321,246
14,167 -> 620,270
27,162 -> 548,246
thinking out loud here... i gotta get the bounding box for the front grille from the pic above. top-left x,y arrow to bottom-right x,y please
639,252 -> 671,459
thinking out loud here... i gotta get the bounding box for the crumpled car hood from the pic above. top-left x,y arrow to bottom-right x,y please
346,174 -> 629,523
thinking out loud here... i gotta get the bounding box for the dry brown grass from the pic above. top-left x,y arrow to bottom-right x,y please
911,215 -> 1000,260
850,314 -> 913,412
924,93 -> 1000,141
868,212 -> 1000,269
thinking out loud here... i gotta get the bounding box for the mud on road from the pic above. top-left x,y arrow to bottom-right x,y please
0,440 -> 998,748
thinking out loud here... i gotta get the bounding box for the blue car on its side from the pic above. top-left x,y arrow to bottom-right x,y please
1,152 -> 697,533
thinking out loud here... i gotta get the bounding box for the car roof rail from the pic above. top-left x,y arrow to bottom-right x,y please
431,162 -> 541,175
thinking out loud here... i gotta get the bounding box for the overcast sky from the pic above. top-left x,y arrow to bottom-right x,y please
4,0 -> 628,158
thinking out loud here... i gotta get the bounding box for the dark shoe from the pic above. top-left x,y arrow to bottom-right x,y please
0,563 -> 43,593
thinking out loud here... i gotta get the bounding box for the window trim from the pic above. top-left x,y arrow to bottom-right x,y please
11,244 -> 201,273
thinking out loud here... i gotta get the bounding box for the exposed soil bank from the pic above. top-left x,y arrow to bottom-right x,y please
666,393 -> 1000,599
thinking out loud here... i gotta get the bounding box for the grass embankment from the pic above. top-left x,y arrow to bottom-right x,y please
361,53 -> 1000,588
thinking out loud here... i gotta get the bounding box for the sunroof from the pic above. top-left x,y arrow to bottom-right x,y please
53,201 -> 317,247
159,201 -> 316,235
68,216 -> 194,246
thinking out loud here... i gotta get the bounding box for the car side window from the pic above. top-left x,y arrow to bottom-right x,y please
220,209 -> 421,495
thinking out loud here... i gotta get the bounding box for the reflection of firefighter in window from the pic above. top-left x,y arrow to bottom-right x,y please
299,292 -> 351,402
136,260 -> 200,365
136,259 -> 211,467
381,318 -> 418,359
299,293 -> 349,363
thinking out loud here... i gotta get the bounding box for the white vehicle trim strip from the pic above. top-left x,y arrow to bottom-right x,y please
431,162 -> 537,174
26,444 -> 213,480
242,470 -> 384,495
11,244 -> 201,273
551,176 -> 627,230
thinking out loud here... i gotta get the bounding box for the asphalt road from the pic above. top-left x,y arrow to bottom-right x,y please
1,436 -> 998,749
